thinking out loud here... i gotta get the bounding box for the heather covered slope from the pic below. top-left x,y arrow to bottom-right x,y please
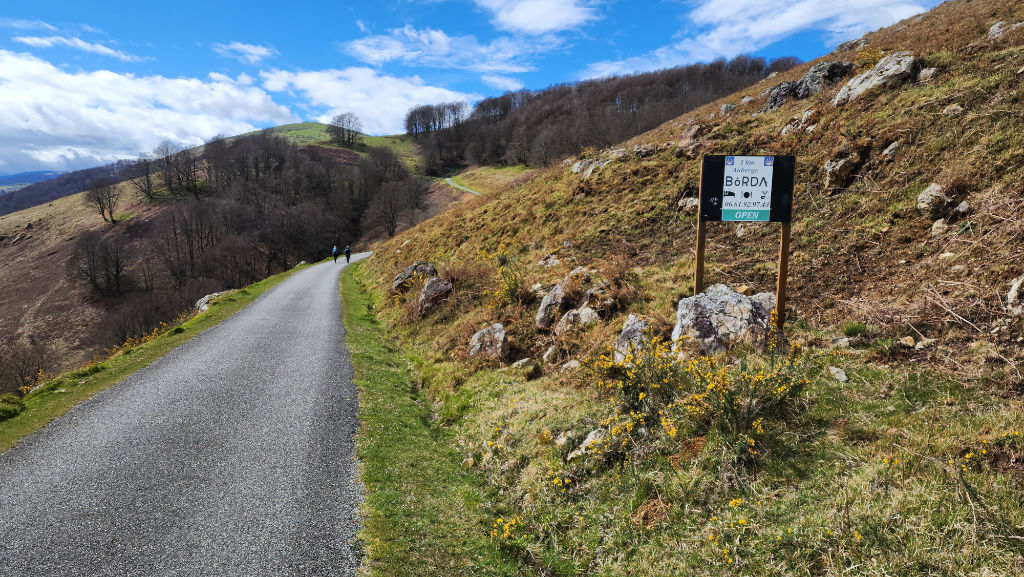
348,1 -> 1024,574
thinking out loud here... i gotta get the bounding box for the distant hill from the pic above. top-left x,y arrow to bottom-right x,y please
235,122 -> 332,146
0,171 -> 64,188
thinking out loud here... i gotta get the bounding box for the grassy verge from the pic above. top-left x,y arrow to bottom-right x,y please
0,264 -> 309,453
341,262 -> 523,576
450,165 -> 535,195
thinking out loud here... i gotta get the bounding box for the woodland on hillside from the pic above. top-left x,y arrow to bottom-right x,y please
405,55 -> 800,173
0,133 -> 424,395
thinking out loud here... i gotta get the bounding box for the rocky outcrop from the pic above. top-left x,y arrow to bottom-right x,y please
392,261 -> 437,292
632,144 -> 657,158
989,21 -> 1024,41
194,291 -> 230,312
671,284 -> 776,353
536,284 -> 566,329
469,323 -> 509,359
554,307 -> 600,337
614,314 -> 650,363
417,276 -> 452,317
833,52 -> 916,106
764,61 -> 854,111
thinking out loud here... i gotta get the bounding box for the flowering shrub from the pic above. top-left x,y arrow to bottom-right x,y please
591,336 -> 811,468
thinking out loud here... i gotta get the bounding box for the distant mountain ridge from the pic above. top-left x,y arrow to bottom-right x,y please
0,171 -> 65,187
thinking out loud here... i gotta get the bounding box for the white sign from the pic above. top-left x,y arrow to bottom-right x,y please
721,156 -> 774,222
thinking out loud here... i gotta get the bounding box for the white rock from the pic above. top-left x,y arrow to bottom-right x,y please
194,291 -> 230,312
568,429 -> 605,461
671,284 -> 775,353
833,51 -> 916,106
882,140 -> 902,157
1008,274 -> 1024,317
828,366 -> 849,382
553,307 -> 600,337
614,314 -> 650,363
931,219 -> 949,237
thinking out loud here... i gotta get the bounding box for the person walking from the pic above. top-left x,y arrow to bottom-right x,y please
344,245 -> 351,263
332,245 -> 339,263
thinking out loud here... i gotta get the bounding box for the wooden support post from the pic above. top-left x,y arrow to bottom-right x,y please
694,163 -> 706,295
775,221 -> 792,336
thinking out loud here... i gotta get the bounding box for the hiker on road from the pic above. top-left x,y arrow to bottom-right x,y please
332,245 -> 339,263
344,245 -> 351,263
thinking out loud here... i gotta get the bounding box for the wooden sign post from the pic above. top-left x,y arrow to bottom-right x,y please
694,155 -> 795,337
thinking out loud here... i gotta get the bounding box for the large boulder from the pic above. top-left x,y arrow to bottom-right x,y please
614,314 -> 650,363
392,261 -> 437,292
536,284 -> 566,329
671,284 -> 776,353
417,276 -> 453,317
469,323 -> 510,360
554,307 -> 600,337
833,51 -> 916,106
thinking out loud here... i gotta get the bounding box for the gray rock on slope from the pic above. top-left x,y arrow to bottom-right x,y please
765,61 -> 854,111
536,284 -> 566,329
833,52 -> 916,106
614,314 -> 650,363
469,323 -> 510,359
418,276 -> 453,317
553,307 -> 600,337
671,284 -> 776,353
392,261 -> 437,292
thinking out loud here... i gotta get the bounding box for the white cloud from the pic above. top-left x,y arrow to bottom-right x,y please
345,24 -> 556,73
481,74 -> 524,91
583,0 -> 931,78
474,0 -> 599,35
0,18 -> 56,31
356,19 -> 370,34
261,67 -> 479,134
213,41 -> 277,65
0,50 -> 295,173
12,35 -> 144,62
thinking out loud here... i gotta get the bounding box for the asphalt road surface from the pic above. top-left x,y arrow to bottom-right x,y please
0,256 -> 368,576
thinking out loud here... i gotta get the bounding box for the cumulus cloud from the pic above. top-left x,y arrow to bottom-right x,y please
12,35 -> 144,62
473,0 -> 599,35
345,25 -> 553,73
0,18 -> 56,31
481,74 -> 524,91
583,0 -> 932,78
0,50 -> 295,173
261,67 -> 478,134
213,41 -> 278,65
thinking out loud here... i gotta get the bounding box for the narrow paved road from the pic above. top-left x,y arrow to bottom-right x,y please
445,177 -> 481,196
0,256 -> 367,576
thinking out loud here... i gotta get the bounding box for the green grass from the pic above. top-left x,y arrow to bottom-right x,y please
0,264 -> 309,453
362,134 -> 420,173
449,165 -> 535,195
341,262 -> 523,576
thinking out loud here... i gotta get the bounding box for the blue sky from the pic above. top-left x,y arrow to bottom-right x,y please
0,0 -> 940,174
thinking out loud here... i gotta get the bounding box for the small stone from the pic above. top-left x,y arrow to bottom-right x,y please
741,95 -> 755,105
538,254 -> 561,268
942,103 -> 964,116
542,346 -> 558,364
931,219 -> 949,237
951,264 -> 966,274
462,457 -> 475,468
832,337 -> 853,348
917,67 -> 938,82
735,284 -> 755,296
938,252 -> 956,259
720,103 -> 736,114
554,307 -> 600,337
560,359 -> 582,373
828,366 -> 849,382
914,338 -> 937,350
899,336 -> 916,347
567,429 -> 605,461
955,200 -> 970,215
510,358 -> 541,380
469,323 -> 510,359
553,432 -> 570,447
882,140 -> 902,157
678,197 -> 700,211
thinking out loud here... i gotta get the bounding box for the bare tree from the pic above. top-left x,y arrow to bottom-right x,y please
328,113 -> 363,147
73,230 -> 128,294
119,155 -> 156,200
83,177 -> 121,223
154,140 -> 179,193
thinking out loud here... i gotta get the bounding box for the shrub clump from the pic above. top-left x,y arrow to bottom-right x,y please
0,393 -> 26,422
590,337 -> 811,476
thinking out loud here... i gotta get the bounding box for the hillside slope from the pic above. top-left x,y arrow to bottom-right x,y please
370,0 -> 1024,373
352,1 -> 1024,574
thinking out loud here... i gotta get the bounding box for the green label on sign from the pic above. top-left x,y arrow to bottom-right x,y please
722,209 -> 770,222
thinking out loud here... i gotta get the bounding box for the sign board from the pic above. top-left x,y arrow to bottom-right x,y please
700,155 -> 795,223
